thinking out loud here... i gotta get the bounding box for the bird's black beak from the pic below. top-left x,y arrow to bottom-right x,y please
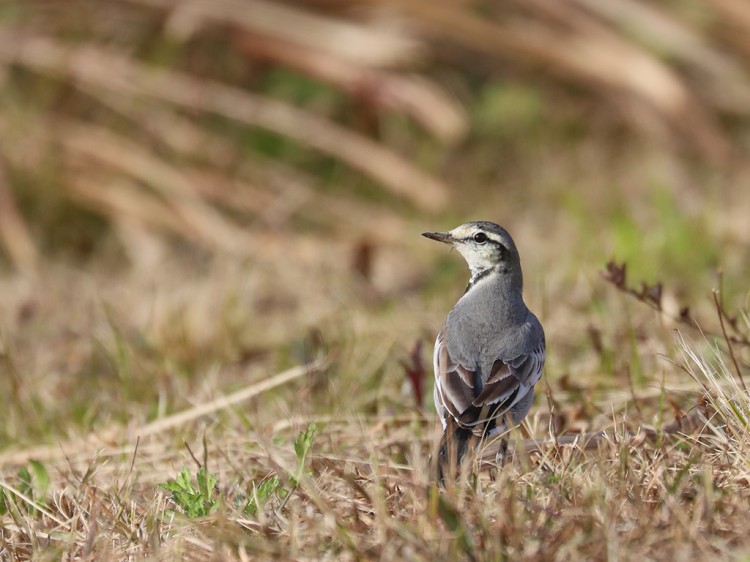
422,231 -> 453,244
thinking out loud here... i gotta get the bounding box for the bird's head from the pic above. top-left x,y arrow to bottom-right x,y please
423,221 -> 522,289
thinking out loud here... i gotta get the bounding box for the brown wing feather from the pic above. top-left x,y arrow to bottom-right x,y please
485,359 -> 511,384
435,330 -> 472,417
472,373 -> 519,406
435,327 -> 545,431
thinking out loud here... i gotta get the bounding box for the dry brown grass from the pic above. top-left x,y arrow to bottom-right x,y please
0,233 -> 749,560
2,1 -> 750,560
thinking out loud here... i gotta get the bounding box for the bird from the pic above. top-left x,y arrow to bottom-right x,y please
422,221 -> 545,480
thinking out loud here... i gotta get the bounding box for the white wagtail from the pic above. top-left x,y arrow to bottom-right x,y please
423,221 -> 545,479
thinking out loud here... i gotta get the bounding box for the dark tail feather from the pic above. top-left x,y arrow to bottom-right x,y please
434,422 -> 474,484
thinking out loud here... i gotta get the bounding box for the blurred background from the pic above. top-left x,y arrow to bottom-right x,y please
1,0 -> 750,446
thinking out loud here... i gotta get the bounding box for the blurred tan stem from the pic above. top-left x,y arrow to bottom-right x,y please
232,31 -> 467,144
0,32 -> 448,212
0,164 -> 37,273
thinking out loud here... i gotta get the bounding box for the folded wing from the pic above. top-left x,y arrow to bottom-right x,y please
434,327 -> 545,435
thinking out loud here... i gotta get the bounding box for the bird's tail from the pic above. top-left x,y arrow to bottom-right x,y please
435,421 -> 475,483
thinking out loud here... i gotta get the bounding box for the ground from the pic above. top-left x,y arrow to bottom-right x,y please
2,2 -> 750,560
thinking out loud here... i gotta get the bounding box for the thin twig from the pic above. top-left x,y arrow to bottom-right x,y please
543,378 -> 560,450
184,441 -> 202,470
713,290 -> 747,392
0,360 -> 325,466
602,260 -> 750,347
116,436 -> 140,497
480,407 -> 709,462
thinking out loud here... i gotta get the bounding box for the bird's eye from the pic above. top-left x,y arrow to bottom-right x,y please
473,232 -> 488,244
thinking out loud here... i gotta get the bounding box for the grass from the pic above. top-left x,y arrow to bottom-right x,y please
1,224 -> 749,560
2,1 -> 750,559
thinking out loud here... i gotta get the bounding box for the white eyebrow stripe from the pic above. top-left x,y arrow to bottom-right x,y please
483,233 -> 508,248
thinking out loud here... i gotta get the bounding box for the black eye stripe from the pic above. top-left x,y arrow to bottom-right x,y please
461,235 -> 505,247
460,235 -> 509,259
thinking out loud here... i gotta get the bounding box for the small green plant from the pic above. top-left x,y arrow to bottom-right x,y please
291,422 -> 317,485
242,423 -> 317,517
0,460 -> 50,517
243,474 -> 281,517
160,466 -> 218,518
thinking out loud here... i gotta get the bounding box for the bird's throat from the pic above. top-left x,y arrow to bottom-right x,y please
465,266 -> 495,293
